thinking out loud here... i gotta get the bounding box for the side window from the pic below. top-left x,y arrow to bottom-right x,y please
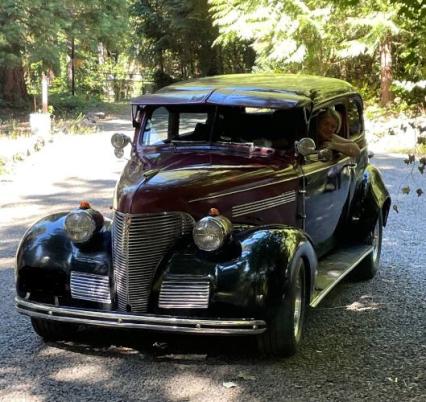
310,103 -> 345,145
142,107 -> 169,145
348,98 -> 363,137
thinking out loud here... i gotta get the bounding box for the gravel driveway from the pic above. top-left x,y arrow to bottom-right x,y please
0,112 -> 424,402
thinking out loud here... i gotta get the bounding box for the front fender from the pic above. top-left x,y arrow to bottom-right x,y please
16,212 -> 112,302
155,226 -> 317,317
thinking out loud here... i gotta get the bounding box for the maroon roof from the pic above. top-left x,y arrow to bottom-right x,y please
131,73 -> 355,109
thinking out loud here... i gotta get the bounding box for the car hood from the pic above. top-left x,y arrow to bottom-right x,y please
113,150 -> 296,220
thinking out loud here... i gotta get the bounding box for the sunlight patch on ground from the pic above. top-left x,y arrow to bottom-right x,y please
50,364 -> 111,383
0,257 -> 14,269
346,295 -> 386,312
0,387 -> 44,402
164,372 -> 242,402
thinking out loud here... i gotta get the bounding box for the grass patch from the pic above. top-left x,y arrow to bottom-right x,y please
0,119 -> 31,138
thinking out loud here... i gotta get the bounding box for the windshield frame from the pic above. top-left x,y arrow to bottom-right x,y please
135,104 -> 308,158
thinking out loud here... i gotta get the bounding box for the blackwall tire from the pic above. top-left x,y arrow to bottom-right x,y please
353,210 -> 383,281
31,318 -> 79,341
257,259 -> 306,357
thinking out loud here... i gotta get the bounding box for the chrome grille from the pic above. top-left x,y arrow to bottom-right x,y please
112,212 -> 194,312
159,275 -> 210,309
70,271 -> 111,304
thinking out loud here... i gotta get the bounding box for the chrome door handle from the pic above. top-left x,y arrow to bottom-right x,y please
342,162 -> 357,170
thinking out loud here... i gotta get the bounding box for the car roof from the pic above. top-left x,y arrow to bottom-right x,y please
131,73 -> 355,109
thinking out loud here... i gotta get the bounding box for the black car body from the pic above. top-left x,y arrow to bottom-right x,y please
16,74 -> 391,356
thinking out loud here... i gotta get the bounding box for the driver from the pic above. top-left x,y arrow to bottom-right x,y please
317,109 -> 360,158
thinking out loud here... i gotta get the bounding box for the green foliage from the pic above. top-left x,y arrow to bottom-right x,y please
208,0 -> 425,107
152,69 -> 175,90
49,94 -> 101,117
0,0 -> 424,110
131,0 -> 251,80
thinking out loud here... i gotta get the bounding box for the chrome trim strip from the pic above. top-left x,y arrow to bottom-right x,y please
188,153 -> 363,204
16,298 -> 266,335
189,175 -> 297,203
70,272 -> 111,304
159,274 -> 210,309
310,247 -> 373,308
232,191 -> 296,217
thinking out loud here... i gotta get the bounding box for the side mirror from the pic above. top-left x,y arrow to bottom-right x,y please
295,138 -> 317,156
111,133 -> 132,158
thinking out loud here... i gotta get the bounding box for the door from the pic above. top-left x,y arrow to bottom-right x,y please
302,103 -> 355,256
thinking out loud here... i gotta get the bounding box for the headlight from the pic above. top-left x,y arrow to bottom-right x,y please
64,210 -> 97,243
111,133 -> 131,149
193,215 -> 232,252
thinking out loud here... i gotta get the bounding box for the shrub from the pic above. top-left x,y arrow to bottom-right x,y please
49,94 -> 101,117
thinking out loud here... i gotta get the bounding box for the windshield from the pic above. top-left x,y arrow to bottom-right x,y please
140,105 -> 307,151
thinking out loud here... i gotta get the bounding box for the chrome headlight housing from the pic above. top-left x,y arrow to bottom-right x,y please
64,210 -> 97,243
193,215 -> 233,252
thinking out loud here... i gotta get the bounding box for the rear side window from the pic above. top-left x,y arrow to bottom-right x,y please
348,98 -> 363,137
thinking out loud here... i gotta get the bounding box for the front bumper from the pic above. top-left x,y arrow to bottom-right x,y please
16,297 -> 266,335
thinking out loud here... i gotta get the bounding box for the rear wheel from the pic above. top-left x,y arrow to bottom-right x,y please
257,259 -> 306,357
353,210 -> 383,280
31,318 -> 79,341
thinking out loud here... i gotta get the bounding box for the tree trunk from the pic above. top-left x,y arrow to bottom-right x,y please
1,66 -> 28,104
71,37 -> 76,96
379,34 -> 393,106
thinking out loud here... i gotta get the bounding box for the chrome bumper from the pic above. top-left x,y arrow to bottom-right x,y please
16,298 -> 266,335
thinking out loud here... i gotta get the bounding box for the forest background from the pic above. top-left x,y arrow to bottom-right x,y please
0,0 -> 424,117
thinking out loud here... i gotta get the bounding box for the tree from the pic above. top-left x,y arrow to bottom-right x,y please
131,0 -> 254,88
209,0 -> 333,73
131,0 -> 221,81
0,0 -> 129,104
0,0 -> 65,103
209,0 -> 424,106
61,0 -> 128,95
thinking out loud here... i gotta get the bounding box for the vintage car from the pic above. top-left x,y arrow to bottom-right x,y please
16,74 -> 390,356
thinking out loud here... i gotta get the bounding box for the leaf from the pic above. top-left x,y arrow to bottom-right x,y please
416,188 -> 423,197
223,382 -> 237,388
393,205 -> 399,213
408,154 -> 416,163
419,157 -> 426,165
404,159 -> 410,165
237,372 -> 256,381
401,186 -> 411,194
419,165 -> 425,174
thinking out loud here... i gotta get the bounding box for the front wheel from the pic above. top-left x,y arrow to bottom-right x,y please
257,259 -> 306,357
353,210 -> 383,280
31,318 -> 79,341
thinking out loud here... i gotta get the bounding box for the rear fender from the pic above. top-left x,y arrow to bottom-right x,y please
352,164 -> 391,238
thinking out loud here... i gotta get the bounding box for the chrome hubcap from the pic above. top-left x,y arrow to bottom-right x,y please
293,271 -> 303,341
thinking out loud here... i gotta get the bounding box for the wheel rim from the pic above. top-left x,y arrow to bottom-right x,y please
371,219 -> 381,263
293,269 -> 303,341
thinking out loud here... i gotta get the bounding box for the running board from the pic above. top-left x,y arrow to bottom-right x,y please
310,245 -> 373,307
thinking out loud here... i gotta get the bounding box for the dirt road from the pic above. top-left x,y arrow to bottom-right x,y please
0,111 -> 424,402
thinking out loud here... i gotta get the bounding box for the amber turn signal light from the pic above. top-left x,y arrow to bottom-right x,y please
208,208 -> 220,216
79,201 -> 91,210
